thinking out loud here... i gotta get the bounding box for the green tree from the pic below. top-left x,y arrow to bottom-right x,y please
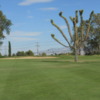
86,13 -> 100,54
0,52 -> 2,57
25,50 -> 34,56
0,10 -> 12,45
51,10 -> 94,62
41,52 -> 46,56
16,51 -> 25,56
8,41 -> 11,57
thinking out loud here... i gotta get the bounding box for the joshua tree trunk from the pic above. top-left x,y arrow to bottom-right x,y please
74,45 -> 78,62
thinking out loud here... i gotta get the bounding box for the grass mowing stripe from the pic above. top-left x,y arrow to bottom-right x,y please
0,56 -> 100,100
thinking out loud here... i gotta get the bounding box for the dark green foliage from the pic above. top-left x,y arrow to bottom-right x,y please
12,53 -> 16,56
25,50 -> 34,56
89,11 -> 94,21
0,52 -> 2,57
0,41 -> 3,45
59,12 -> 63,16
16,51 -> 26,56
0,10 -> 12,45
16,50 -> 34,56
85,13 -> 100,55
41,52 -> 47,56
75,10 -> 78,23
0,11 -> 12,35
8,41 -> 11,57
79,10 -> 83,14
50,19 -> 53,24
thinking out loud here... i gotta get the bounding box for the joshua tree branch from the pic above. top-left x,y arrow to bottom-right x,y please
85,11 -> 94,40
51,20 -> 72,48
59,12 -> 73,41
75,10 -> 78,23
79,10 -> 84,42
51,34 -> 68,48
73,19 -> 78,48
85,23 -> 90,40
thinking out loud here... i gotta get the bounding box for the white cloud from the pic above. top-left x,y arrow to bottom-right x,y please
28,16 -> 33,19
40,7 -> 58,11
10,31 -> 42,37
14,23 -> 26,27
12,37 -> 37,41
60,25 -> 67,30
6,31 -> 42,41
19,0 -> 53,6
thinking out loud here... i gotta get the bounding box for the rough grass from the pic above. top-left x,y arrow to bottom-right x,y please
0,55 -> 100,100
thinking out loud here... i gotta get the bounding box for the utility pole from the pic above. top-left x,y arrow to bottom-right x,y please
35,42 -> 39,56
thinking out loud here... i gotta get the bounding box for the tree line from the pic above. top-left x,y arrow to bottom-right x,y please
13,50 -> 34,56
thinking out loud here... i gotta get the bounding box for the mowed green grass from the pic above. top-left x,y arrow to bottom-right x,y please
0,56 -> 100,100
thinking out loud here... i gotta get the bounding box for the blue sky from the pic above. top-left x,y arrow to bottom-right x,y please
0,0 -> 100,54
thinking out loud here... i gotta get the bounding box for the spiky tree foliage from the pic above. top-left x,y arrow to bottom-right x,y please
8,41 -> 11,57
0,10 -> 12,45
51,10 -> 94,62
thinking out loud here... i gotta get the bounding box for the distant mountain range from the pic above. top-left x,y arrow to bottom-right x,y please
38,47 -> 71,55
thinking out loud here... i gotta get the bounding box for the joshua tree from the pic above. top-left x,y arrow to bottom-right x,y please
51,10 -> 94,62
8,41 -> 11,57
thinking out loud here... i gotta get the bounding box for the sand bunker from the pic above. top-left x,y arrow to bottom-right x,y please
1,56 -> 57,59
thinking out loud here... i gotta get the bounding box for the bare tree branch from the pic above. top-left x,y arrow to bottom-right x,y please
51,34 -> 68,48
59,12 -> 73,41
51,20 -> 72,48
